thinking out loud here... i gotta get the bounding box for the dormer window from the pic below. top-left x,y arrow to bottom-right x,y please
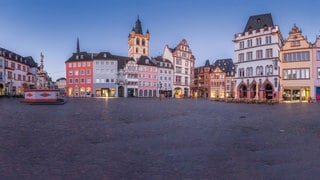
145,59 -> 149,64
81,55 -> 84,59
104,53 -> 107,58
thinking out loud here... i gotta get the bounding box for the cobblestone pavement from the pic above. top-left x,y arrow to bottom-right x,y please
1,97 -> 320,179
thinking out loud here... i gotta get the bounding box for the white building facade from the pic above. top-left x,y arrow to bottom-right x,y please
93,52 -> 118,97
234,13 -> 283,100
153,56 -> 174,97
163,39 -> 195,98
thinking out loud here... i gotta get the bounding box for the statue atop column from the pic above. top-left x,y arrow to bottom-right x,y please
37,52 -> 47,89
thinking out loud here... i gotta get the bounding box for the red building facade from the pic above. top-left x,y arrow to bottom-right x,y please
65,52 -> 93,97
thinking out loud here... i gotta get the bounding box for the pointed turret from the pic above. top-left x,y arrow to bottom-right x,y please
204,59 -> 210,66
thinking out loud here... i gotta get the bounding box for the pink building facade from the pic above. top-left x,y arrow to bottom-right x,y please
137,56 -> 158,97
313,36 -> 320,100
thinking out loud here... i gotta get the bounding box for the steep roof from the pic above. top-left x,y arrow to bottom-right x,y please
56,77 -> 66,81
137,55 -> 156,66
244,13 -> 274,33
65,52 -> 94,62
152,56 -> 174,69
25,56 -> 38,68
0,47 -> 37,67
212,58 -> 235,75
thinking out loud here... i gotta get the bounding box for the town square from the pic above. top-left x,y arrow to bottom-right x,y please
1,97 -> 320,179
2,0 -> 320,179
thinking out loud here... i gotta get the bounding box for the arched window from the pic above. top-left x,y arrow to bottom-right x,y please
136,38 -> 140,45
136,48 -> 139,53
143,48 -> 146,54
142,39 -> 145,46
269,65 -> 273,75
265,65 -> 269,75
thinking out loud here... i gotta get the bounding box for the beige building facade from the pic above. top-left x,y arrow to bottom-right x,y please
280,25 -> 314,102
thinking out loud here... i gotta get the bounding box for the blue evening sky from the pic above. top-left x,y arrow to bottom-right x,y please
1,0 -> 320,80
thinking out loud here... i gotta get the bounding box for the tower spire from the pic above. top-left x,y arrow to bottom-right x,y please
77,37 -> 80,53
134,16 -> 143,34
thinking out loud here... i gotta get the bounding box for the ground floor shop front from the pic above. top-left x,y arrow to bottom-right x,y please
282,87 -> 311,102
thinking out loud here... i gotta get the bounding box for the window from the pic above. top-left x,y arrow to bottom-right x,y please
265,65 -> 273,76
176,67 -> 182,73
318,68 -> 320,79
266,36 -> 272,44
238,68 -> 245,77
176,59 -> 181,65
106,79 -> 109,83
317,51 -> 320,61
283,52 -> 310,62
185,68 -> 188,74
291,41 -> 300,47
80,70 -> 85,75
74,78 -> 79,84
176,76 -> 181,84
82,62 -> 86,67
238,53 -> 244,62
256,38 -> 262,46
74,70 -> 79,76
78,62 -> 81,67
256,50 -> 263,59
239,41 -> 244,49
80,78 -> 85,84
86,70 -> 91,75
68,63 -> 72,68
87,62 -> 91,66
247,39 -> 252,47
69,78 -> 73,84
256,66 -> 263,76
246,52 -> 253,61
283,68 -> 310,80
185,61 -> 189,66
87,78 -> 91,83
265,49 -> 273,58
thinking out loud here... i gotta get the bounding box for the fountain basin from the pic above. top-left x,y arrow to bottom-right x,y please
23,89 -> 66,104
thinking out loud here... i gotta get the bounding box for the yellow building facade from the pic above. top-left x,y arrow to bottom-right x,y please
280,25 -> 314,102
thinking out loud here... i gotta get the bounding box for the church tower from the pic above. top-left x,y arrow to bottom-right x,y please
128,16 -> 150,60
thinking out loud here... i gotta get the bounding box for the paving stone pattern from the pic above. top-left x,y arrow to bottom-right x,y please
1,98 -> 320,179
